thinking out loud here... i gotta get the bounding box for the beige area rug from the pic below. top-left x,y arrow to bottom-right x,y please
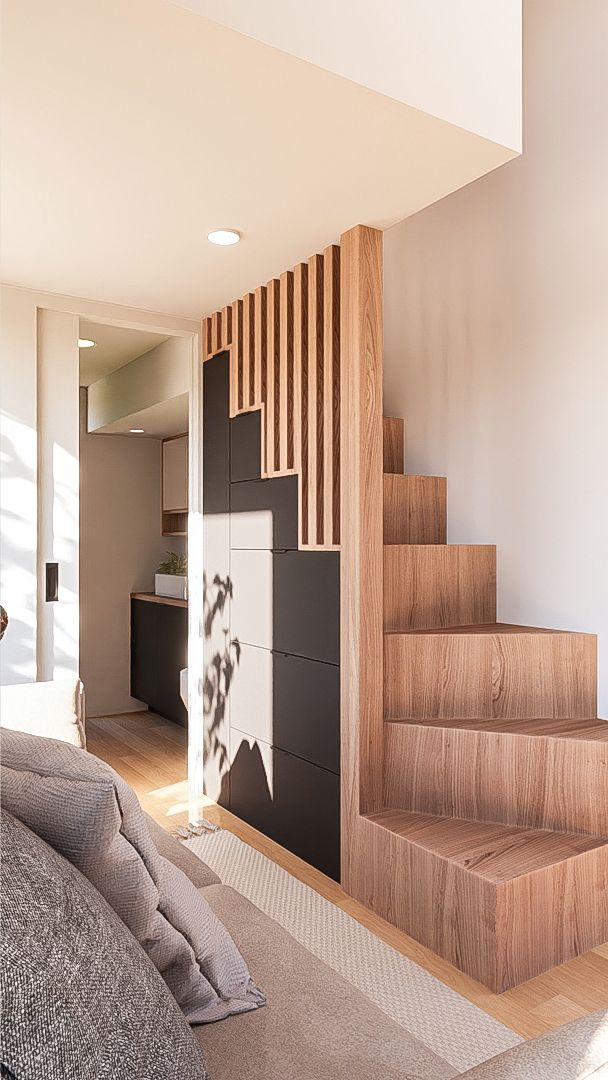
185,829 -> 521,1074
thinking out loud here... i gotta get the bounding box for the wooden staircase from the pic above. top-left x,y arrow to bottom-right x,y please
366,415 -> 608,992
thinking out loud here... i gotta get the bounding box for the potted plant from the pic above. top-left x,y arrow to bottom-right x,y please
155,551 -> 188,600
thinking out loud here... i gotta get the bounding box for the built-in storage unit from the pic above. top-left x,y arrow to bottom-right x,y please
203,353 -> 340,880
162,433 -> 188,536
130,593 -> 188,726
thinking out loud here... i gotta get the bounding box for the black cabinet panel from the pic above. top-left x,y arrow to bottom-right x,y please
204,352 -> 230,514
273,551 -> 340,665
230,476 -> 299,550
230,411 -> 262,482
273,653 -> 340,774
131,598 -> 159,707
131,599 -> 188,727
229,736 -> 340,880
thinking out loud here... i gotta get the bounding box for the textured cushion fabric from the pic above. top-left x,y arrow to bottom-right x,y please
146,813 -> 221,887
457,1010 -> 608,1079
0,677 -> 86,747
0,809 -> 209,1080
0,728 -> 264,1024
199,883 -> 458,1080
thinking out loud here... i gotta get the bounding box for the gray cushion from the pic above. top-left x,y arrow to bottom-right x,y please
0,808 -> 209,1080
146,813 -> 221,887
457,1009 -> 608,1079
199,883 -> 457,1080
0,728 -> 264,1024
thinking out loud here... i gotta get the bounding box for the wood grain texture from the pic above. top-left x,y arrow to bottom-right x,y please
294,262 -> 308,544
265,278 -> 281,474
242,292 -> 255,410
324,245 -> 340,546
383,417 -> 405,474
308,253 -> 324,545
279,270 -> 295,472
339,225 -> 384,894
384,717 -> 608,835
365,808 -> 608,991
230,299 -> 243,417
89,712 -> 608,1036
384,474 -> 447,544
383,544 -> 496,631
384,625 -> 597,721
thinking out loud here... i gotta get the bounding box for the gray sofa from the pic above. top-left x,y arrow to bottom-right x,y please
149,819 -> 608,1080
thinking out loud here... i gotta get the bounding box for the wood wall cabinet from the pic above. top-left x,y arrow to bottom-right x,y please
162,433 -> 188,536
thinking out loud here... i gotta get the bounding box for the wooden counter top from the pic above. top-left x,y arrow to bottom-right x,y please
131,592 -> 188,609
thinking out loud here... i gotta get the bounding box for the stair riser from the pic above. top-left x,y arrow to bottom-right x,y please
361,816 -> 608,992
384,632 -> 597,720
383,474 -> 446,544
384,545 -> 496,632
384,722 -> 608,835
383,417 -> 405,474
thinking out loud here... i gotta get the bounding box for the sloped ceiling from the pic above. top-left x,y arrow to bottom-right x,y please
0,0 -> 519,317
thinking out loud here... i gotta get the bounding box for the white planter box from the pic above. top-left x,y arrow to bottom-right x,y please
155,573 -> 188,600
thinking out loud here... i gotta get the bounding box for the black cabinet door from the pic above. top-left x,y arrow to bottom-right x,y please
131,598 -> 159,708
273,652 -> 340,774
153,604 -> 188,727
230,476 -> 299,550
204,353 -> 230,514
230,411 -> 262,482
131,599 -> 187,727
228,734 -> 340,881
273,551 -> 340,664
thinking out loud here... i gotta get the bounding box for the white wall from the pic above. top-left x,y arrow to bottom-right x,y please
0,290 -> 38,683
36,309 -> 80,680
80,395 -> 182,716
182,0 -> 522,150
384,0 -> 608,715
87,336 -> 190,432
0,283 -> 198,686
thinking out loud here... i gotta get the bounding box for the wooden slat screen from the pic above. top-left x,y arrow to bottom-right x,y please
203,242 -> 341,550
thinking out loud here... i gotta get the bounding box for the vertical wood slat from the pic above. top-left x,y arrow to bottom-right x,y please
340,225 -> 384,891
254,285 -> 267,474
204,316 -> 212,358
242,293 -> 255,410
222,304 -> 233,349
307,254 -> 324,545
279,270 -> 294,472
293,263 -> 308,544
324,245 -> 340,546
265,279 -> 281,474
211,310 -> 222,355
230,299 -> 243,418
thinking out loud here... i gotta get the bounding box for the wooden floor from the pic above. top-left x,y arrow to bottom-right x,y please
87,710 -> 608,1040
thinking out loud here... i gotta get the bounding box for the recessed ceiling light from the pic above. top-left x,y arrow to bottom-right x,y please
207,229 -> 240,247
78,337 -> 96,348
130,428 -> 145,434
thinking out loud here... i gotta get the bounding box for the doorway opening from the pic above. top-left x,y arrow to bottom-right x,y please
78,317 -> 200,824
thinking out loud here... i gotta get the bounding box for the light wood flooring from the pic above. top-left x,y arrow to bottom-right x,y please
87,710 -> 608,1040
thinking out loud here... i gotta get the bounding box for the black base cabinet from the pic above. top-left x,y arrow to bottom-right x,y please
131,599 -> 188,727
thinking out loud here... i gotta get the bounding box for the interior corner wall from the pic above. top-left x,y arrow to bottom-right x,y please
79,396 -> 175,717
383,0 -> 608,716
0,288 -> 38,684
36,308 -> 80,681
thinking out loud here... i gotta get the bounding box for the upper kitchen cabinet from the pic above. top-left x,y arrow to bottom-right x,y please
162,433 -> 188,535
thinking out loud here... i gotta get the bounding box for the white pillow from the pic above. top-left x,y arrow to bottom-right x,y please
0,678 -> 86,748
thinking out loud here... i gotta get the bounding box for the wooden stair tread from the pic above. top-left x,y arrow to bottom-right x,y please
385,716 -> 608,740
385,622 -> 591,637
367,809 -> 607,884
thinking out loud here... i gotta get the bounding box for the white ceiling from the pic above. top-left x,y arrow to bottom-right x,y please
93,392 -> 189,439
177,0 -> 522,150
0,0 -> 517,319
79,320 -> 169,385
